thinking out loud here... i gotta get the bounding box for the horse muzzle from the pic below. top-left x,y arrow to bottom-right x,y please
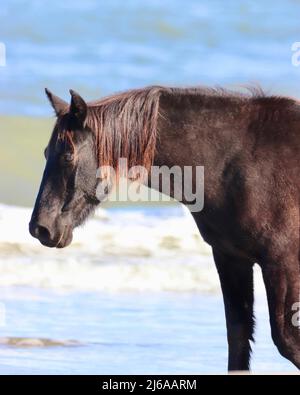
29,217 -> 73,248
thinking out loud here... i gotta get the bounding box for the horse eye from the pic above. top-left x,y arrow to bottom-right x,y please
63,152 -> 74,162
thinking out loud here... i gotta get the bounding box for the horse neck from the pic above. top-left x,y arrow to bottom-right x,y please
150,90 -> 251,204
154,90 -> 248,169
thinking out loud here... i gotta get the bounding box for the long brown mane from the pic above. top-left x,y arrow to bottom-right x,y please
86,86 -> 166,172
84,84 -> 294,175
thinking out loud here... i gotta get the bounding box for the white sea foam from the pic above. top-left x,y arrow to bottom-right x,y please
0,203 -> 221,293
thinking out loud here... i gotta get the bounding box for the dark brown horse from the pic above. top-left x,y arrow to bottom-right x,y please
29,86 -> 300,371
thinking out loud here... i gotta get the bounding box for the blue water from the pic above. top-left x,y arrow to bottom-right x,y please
0,287 -> 294,374
0,203 -> 296,373
1,0 -> 300,115
0,1 -> 299,374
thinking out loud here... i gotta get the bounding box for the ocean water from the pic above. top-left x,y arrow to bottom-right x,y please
0,204 -> 296,373
0,0 -> 299,374
1,0 -> 300,115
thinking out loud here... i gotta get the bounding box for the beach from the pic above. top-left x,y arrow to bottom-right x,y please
1,0 -> 300,374
0,203 -> 296,373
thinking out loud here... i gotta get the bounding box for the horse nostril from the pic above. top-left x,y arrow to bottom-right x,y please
36,225 -> 51,241
30,221 -> 51,242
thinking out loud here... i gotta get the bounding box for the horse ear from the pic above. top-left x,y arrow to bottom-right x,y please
69,89 -> 87,123
45,88 -> 68,116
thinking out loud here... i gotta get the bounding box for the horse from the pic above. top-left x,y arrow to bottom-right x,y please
29,85 -> 300,371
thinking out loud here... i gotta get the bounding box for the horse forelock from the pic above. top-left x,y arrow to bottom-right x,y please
85,86 -> 164,173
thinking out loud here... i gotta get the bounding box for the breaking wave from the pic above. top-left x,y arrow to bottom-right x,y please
0,203 -> 221,293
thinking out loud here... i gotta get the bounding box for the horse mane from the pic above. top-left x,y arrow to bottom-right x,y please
86,86 -> 166,173
83,84 -> 293,174
84,84 -> 261,173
